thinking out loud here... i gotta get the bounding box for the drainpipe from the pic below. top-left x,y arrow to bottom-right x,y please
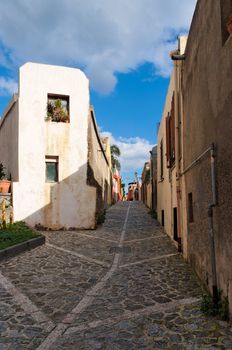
208,143 -> 218,304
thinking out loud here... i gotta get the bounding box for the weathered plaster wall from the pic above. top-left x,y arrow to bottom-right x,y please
87,109 -> 111,216
141,163 -> 152,209
101,137 -> 112,205
183,0 -> 232,310
0,95 -> 19,181
12,62 -> 96,229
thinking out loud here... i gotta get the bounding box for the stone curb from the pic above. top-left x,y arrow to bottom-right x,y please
0,235 -> 45,262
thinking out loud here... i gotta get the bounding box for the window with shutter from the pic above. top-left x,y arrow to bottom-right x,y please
166,114 -> 171,167
166,93 -> 175,168
171,93 -> 175,164
160,139 -> 164,179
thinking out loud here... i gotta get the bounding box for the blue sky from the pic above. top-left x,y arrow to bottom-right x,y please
91,63 -> 169,142
0,0 -> 197,186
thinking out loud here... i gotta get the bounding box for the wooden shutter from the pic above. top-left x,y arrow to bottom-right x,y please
171,93 -> 175,162
166,114 -> 170,167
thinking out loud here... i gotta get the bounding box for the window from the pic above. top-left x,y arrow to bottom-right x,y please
188,192 -> 194,223
46,94 -> 69,123
160,139 -> 164,179
220,0 -> 232,45
161,210 -> 165,226
45,156 -> 58,182
173,207 -> 178,241
166,93 -> 175,168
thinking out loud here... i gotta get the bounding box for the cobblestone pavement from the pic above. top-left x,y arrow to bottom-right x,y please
0,201 -> 232,349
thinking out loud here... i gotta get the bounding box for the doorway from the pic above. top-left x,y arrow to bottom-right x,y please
173,207 -> 178,242
161,210 -> 164,227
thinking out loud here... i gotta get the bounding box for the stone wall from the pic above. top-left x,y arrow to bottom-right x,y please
182,0 -> 232,312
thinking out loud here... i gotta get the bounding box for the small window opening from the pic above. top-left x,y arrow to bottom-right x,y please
45,156 -> 58,182
188,193 -> 194,223
46,94 -> 70,123
173,207 -> 178,241
161,210 -> 165,226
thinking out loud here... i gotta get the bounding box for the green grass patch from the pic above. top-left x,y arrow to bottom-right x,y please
0,221 -> 40,250
148,209 -> 157,220
201,290 -> 229,321
96,210 -> 106,225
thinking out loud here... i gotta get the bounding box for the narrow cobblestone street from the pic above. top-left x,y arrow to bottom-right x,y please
0,201 -> 232,349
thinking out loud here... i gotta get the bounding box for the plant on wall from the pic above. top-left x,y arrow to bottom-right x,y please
46,98 -> 69,122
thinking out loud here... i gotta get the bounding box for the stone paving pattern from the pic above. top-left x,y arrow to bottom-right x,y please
0,285 -> 49,349
0,201 -> 231,349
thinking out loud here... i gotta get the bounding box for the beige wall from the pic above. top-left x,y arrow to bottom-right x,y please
182,0 -> 232,312
146,183 -> 152,209
157,36 -> 188,252
87,109 -> 112,213
157,74 -> 177,241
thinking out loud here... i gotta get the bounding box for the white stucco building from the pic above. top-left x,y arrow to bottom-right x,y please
0,62 -> 111,229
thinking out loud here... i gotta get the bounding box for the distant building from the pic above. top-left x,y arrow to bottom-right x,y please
141,162 -> 152,208
141,146 -> 157,210
127,181 -> 140,201
0,62 -> 111,229
150,146 -> 157,211
112,168 -> 122,203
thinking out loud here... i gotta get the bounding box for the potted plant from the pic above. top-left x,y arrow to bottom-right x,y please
227,14 -> 232,35
0,163 -> 11,193
45,99 -> 69,122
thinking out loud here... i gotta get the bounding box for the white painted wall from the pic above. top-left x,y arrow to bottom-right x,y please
5,62 -> 97,229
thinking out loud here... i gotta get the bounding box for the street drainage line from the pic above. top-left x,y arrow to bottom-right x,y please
72,232 -> 118,244
46,243 -> 110,268
36,202 -> 131,350
0,271 -> 55,332
65,297 -> 201,335
119,253 -> 179,268
124,234 -> 165,243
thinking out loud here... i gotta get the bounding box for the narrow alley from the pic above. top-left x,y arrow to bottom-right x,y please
0,202 -> 232,349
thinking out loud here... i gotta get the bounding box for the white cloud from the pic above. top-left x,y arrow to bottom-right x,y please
0,77 -> 17,96
101,131 -> 154,173
0,0 -> 197,94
